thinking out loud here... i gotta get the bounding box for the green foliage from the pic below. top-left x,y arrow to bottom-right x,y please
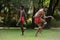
8,19 -> 17,27
24,18 -> 32,28
11,0 -> 30,8
0,0 -> 60,28
51,20 -> 60,27
54,9 -> 60,20
43,0 -> 50,6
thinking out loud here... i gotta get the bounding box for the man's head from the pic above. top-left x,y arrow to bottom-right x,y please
20,5 -> 24,10
43,6 -> 48,12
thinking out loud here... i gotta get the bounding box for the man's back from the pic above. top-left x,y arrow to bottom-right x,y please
34,8 -> 45,17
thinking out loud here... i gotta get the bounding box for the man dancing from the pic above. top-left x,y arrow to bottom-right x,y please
34,7 -> 54,36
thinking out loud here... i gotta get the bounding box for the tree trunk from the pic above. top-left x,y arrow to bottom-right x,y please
45,0 -> 53,29
45,0 -> 59,29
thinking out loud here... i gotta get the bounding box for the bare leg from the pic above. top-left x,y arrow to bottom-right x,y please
42,22 -> 47,28
35,24 -> 42,36
41,18 -> 47,28
21,25 -> 24,36
35,18 -> 47,36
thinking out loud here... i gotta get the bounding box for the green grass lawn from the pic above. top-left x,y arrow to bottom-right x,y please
0,29 -> 60,40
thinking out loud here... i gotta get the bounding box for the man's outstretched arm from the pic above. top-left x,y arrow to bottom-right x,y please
44,15 -> 54,19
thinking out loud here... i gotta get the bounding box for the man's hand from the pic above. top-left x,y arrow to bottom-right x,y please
51,16 -> 54,19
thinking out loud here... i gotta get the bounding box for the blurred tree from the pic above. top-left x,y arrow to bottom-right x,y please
0,0 -> 15,26
0,0 -> 60,28
45,0 -> 59,29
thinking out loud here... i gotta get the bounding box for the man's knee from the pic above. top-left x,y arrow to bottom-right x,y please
42,19 -> 47,25
38,26 -> 42,29
44,22 -> 47,25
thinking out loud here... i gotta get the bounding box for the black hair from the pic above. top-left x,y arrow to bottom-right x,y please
20,5 -> 24,9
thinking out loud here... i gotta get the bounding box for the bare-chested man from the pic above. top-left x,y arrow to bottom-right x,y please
16,5 -> 27,35
34,7 -> 53,36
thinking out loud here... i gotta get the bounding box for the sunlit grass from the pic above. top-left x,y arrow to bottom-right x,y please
0,29 -> 60,40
